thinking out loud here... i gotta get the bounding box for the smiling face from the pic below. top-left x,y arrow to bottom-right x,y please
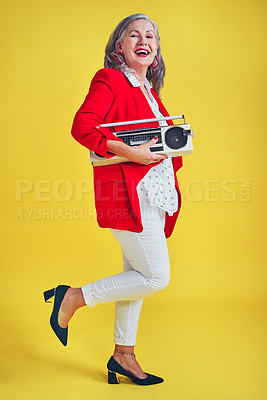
117,19 -> 158,74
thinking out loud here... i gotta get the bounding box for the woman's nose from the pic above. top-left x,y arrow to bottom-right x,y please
138,35 -> 148,46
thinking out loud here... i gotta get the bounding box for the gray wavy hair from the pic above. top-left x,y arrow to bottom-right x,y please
104,13 -> 165,96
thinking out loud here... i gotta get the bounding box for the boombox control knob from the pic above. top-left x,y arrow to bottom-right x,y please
165,127 -> 188,149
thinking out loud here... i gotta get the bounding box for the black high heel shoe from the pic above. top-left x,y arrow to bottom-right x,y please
43,285 -> 70,346
107,355 -> 164,385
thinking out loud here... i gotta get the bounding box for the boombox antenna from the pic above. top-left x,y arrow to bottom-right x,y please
99,115 -> 185,128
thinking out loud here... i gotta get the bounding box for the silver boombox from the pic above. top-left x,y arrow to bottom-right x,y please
90,115 -> 194,166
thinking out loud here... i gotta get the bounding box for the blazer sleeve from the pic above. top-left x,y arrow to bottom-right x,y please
71,69 -> 123,158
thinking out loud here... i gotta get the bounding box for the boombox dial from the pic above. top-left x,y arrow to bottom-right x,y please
165,126 -> 188,149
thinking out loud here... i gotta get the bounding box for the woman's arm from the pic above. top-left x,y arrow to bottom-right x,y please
72,69 -> 167,164
71,71 -> 123,159
107,137 -> 168,165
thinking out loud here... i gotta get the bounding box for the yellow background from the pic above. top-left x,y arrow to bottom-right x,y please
1,0 -> 266,399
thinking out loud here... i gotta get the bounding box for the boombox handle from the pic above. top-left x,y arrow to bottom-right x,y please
99,115 -> 185,128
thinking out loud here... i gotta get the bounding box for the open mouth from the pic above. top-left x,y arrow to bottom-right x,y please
135,49 -> 150,57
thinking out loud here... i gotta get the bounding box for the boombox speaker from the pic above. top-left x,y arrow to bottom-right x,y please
90,115 -> 194,166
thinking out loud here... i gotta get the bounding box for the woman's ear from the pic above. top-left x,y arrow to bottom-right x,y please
117,42 -> 123,54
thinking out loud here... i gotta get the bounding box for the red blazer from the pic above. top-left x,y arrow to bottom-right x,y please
71,68 -> 183,238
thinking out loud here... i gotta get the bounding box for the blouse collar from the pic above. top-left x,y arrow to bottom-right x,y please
123,70 -> 152,91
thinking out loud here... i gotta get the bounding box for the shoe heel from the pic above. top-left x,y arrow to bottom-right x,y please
43,288 -> 55,303
108,370 -> 119,384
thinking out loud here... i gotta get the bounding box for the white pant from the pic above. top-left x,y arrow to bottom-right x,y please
81,185 -> 170,345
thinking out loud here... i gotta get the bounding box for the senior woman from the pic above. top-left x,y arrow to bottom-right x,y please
44,13 -> 183,386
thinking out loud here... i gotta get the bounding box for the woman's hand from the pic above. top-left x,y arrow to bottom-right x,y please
129,137 -> 168,165
107,137 -> 168,165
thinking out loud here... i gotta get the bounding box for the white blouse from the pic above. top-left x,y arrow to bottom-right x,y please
123,71 -> 178,216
